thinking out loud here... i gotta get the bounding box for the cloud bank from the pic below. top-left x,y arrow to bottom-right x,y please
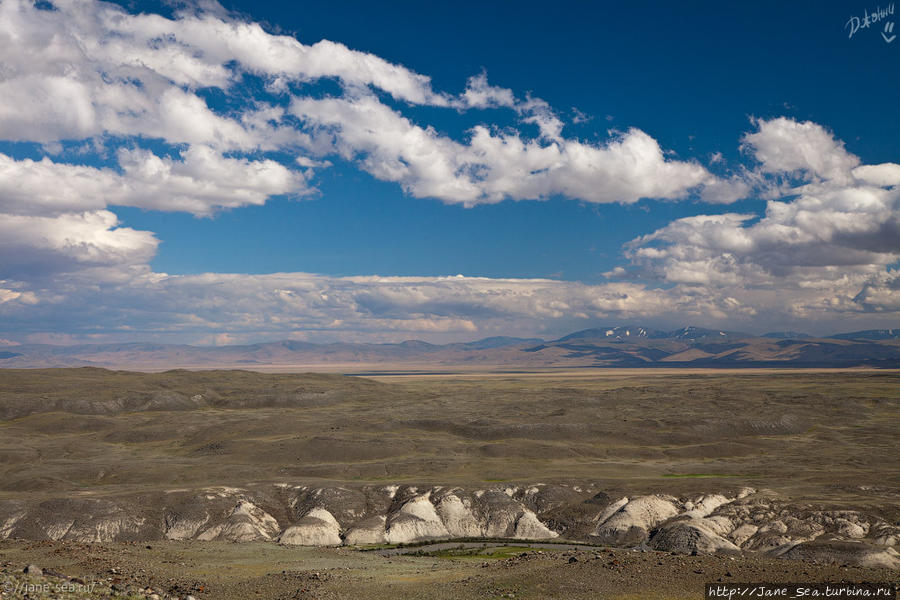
0,1 -> 898,343
0,0 -> 730,207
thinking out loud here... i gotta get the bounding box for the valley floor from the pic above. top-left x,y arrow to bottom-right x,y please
1,539 -> 897,600
0,368 -> 897,598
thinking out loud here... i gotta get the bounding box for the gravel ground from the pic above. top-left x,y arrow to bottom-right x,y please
0,540 -> 897,600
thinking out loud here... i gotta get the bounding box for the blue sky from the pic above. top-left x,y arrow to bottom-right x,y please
0,0 -> 898,344
133,0 -> 899,281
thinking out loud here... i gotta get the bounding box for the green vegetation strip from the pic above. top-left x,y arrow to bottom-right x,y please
413,545 -> 543,560
352,537 -> 605,552
661,473 -> 741,479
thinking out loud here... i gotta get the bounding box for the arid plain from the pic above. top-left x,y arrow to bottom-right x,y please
0,368 -> 897,599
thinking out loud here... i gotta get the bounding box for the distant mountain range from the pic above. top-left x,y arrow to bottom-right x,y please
1,327 -> 898,370
828,329 -> 900,340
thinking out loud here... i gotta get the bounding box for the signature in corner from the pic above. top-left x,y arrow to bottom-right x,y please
845,3 -> 895,42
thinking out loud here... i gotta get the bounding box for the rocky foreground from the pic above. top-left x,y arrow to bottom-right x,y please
2,484 -> 898,569
2,540 -> 896,600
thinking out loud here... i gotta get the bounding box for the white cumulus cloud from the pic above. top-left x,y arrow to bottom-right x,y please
621,117 -> 900,320
1,2 -> 897,343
